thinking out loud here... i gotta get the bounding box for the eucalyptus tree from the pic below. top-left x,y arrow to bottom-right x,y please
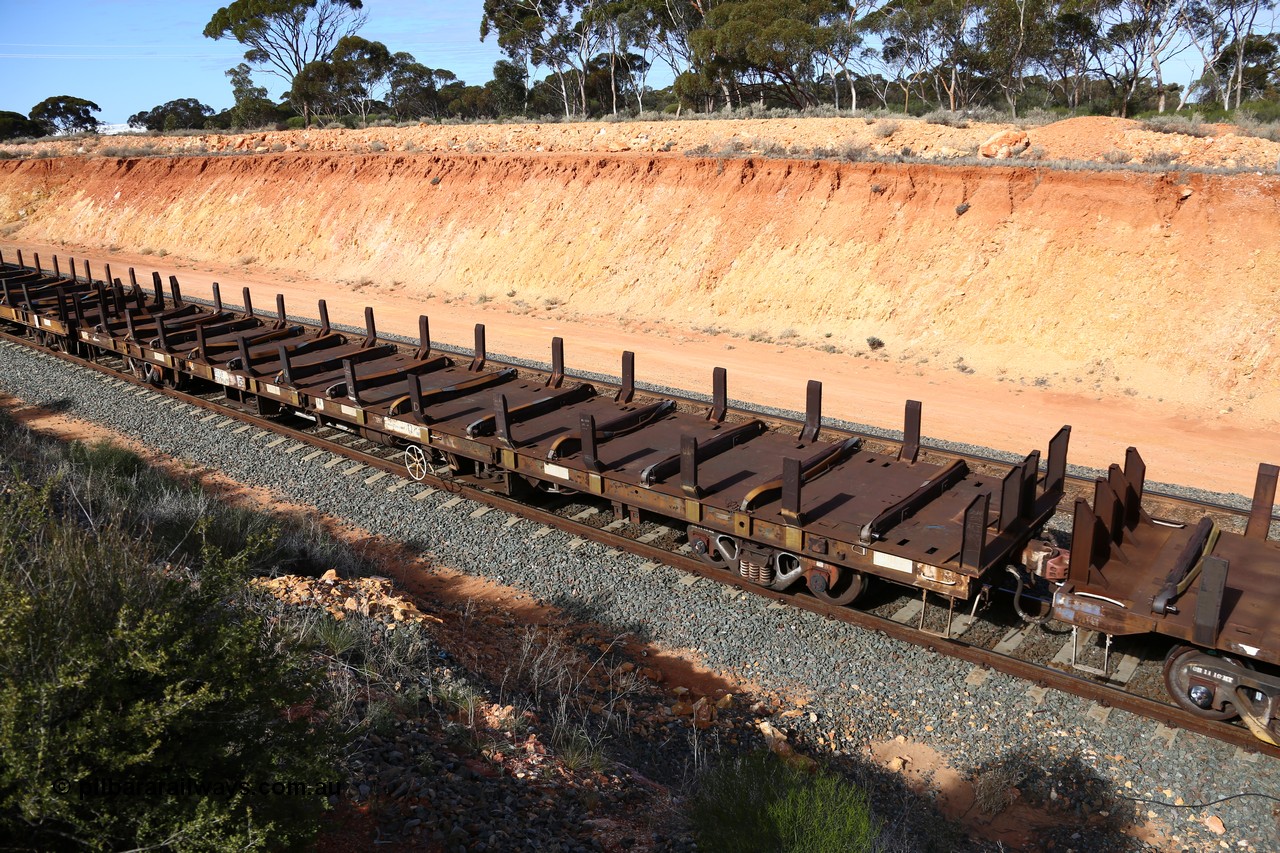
1180,0 -> 1277,108
226,62 -> 281,127
127,98 -> 215,131
872,0 -> 945,111
1038,6 -> 1102,110
816,1 -> 885,110
29,95 -> 101,134
328,35 -> 394,121
690,1 -> 841,108
589,0 -> 658,112
1091,0 -> 1188,115
0,111 -> 45,140
482,0 -> 605,116
204,0 -> 368,90
981,0 -> 1056,115
388,57 -> 452,119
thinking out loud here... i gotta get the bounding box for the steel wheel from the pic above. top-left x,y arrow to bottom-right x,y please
404,444 -> 429,481
809,566 -> 869,607
1162,645 -> 1246,721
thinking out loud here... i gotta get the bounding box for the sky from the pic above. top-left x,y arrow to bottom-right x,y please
0,0 -> 507,124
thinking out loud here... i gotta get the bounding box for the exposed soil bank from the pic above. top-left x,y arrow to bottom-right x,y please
2,149 -> 1276,428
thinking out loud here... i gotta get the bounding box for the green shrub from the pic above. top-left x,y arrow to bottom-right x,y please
57,438 -> 371,578
924,109 -> 968,128
687,751 -> 880,853
872,121 -> 899,139
1141,115 -> 1213,138
1235,109 -> 1280,142
0,476 -> 336,851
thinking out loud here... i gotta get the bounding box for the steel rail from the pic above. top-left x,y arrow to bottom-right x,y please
2,325 -> 1274,759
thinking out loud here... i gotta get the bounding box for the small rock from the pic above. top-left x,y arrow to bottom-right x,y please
1205,815 -> 1226,835
980,130 -> 1031,159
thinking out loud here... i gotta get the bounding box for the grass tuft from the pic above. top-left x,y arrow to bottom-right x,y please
688,751 -> 880,853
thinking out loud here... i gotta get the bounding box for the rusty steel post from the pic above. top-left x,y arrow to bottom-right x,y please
616,351 -> 635,404
901,399 -> 922,463
416,315 -> 431,360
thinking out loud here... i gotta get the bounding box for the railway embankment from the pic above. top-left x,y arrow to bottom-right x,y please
0,145 -> 1277,426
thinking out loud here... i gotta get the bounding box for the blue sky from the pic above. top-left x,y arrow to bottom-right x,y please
0,0 -> 506,124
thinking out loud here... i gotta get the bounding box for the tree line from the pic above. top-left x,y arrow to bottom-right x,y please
4,0 -> 1276,140
209,0 -> 1280,124
479,0 -> 1278,118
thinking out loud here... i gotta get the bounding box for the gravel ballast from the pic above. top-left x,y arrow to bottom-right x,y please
2,338 -> 1277,852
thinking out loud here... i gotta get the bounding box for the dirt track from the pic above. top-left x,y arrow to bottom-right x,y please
1,115 -> 1277,497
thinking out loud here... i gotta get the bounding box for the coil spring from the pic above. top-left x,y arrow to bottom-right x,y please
739,555 -> 774,586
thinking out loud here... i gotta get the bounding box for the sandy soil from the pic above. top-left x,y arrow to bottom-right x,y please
1,114 -> 1276,498
6,114 -> 1280,170
8,238 -> 1276,499
3,141 -> 1277,427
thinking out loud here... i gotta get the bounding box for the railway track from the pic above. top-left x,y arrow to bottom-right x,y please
3,324 -> 1275,760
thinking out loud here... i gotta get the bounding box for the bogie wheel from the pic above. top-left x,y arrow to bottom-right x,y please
404,444 -> 430,482
809,566 -> 869,607
1162,645 -> 1246,721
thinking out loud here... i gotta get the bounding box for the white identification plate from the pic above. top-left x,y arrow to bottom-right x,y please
152,352 -> 166,363
340,404 -> 360,418
544,464 -> 570,480
872,551 -> 914,573
213,368 -> 233,386
383,418 -> 423,440
263,384 -> 280,396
